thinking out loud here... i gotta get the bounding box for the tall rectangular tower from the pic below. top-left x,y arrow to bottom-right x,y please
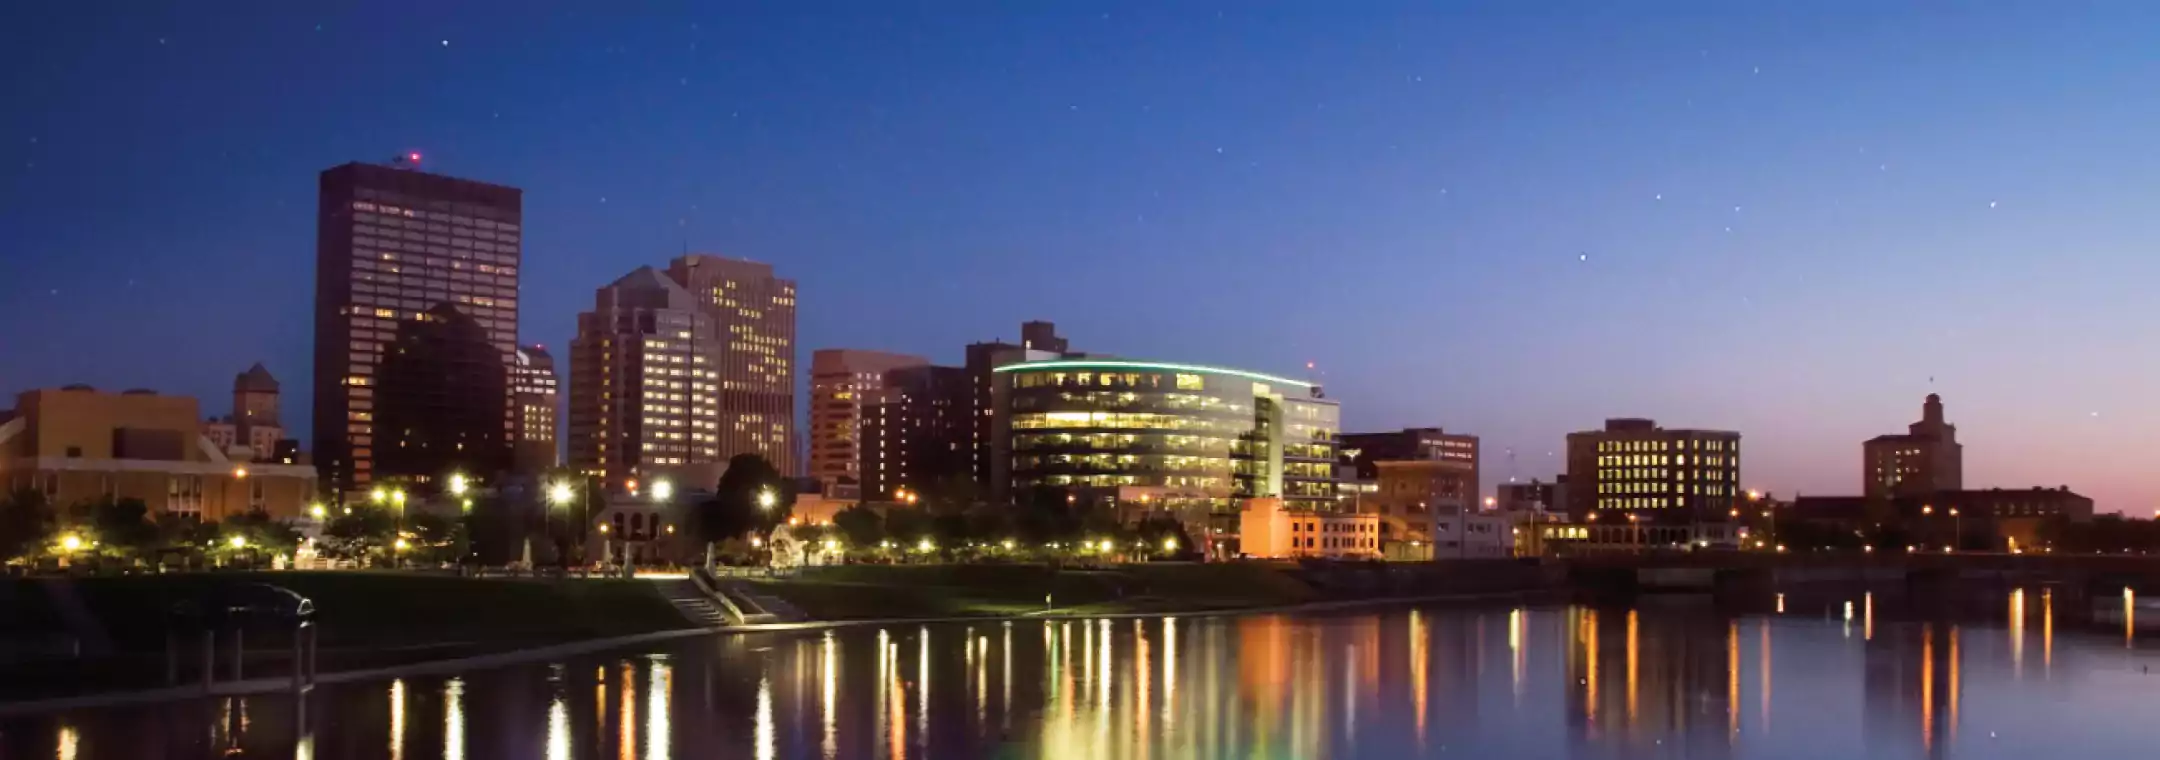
312,161 -> 521,497
512,345 -> 559,473
566,267 -> 721,487
664,255 -> 798,476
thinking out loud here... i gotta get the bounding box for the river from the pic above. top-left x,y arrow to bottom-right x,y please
5,589 -> 2160,758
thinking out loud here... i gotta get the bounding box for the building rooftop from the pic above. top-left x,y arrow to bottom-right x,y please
234,362 -> 279,393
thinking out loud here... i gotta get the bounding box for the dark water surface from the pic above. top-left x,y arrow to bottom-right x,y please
6,590 -> 2160,759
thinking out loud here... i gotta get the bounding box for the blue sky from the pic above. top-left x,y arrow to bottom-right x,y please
5,2 -> 2158,510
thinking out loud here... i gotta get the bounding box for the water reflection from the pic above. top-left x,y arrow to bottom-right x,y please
15,592 -> 2160,758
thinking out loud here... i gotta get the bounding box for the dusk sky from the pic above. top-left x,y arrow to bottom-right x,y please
5,3 -> 2158,511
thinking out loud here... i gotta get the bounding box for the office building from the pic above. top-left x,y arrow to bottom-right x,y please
0,385 -> 318,520
966,321 -> 1077,486
859,364 -> 971,501
992,359 -> 1339,516
664,255 -> 797,476
1339,427 -> 1479,480
1864,393 -> 1963,499
807,349 -> 927,487
202,363 -> 286,462
512,345 -> 559,473
1564,418 -> 1741,523
1496,477 -> 1565,513
312,161 -> 521,497
567,266 -> 724,488
1367,458 -> 1479,559
371,303 -> 513,488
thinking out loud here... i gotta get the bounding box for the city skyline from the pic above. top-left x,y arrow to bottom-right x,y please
6,5 -> 2158,511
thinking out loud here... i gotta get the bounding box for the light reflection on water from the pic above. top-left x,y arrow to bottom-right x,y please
13,593 -> 2160,758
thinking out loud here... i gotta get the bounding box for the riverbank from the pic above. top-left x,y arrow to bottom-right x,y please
0,571 -> 686,701
0,560 -> 1562,707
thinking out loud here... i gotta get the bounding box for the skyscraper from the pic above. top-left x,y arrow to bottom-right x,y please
371,303 -> 511,483
512,345 -> 559,474
808,349 -> 927,488
568,255 -> 796,489
1863,393 -> 1962,499
567,267 -> 720,487
312,161 -> 520,497
665,255 -> 798,476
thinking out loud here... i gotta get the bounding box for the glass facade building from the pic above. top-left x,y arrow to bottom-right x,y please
992,360 -> 1339,513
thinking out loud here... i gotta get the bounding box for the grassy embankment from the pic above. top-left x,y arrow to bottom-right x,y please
0,572 -> 683,700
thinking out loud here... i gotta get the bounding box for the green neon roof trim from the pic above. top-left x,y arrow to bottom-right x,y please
992,359 -> 1315,387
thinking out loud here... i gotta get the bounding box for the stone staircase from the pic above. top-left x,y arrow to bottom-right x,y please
720,580 -> 807,623
653,579 -> 730,629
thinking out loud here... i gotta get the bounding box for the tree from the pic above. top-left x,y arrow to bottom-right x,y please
322,505 -> 398,559
693,454 -> 793,543
222,510 -> 302,555
408,512 -> 466,563
832,505 -> 885,548
64,498 -> 159,559
0,489 -> 55,563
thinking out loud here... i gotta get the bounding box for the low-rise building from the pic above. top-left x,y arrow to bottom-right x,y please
0,385 -> 319,521
1239,497 -> 1379,559
1789,487 -> 2093,552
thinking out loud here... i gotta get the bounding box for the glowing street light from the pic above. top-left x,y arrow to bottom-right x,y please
232,467 -> 248,479
228,535 -> 248,549
371,487 -> 388,505
447,473 -> 469,497
59,534 -> 83,552
757,488 -> 777,511
309,503 -> 327,520
390,489 -> 407,509
548,481 -> 575,507
394,537 -> 410,552
1001,539 -> 1016,551
652,479 -> 674,502
917,538 -> 935,552
1163,537 -> 1179,552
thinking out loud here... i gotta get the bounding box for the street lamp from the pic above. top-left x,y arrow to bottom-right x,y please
308,503 -> 327,520
371,487 -> 387,505
228,535 -> 247,549
548,481 -> 575,507
447,473 -> 469,498
1163,536 -> 1179,552
757,488 -> 776,511
60,534 -> 83,552
652,479 -> 674,503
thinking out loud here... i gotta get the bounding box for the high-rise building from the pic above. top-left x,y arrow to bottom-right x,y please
664,255 -> 797,476
312,161 -> 521,497
1564,418 -> 1741,523
568,256 -> 796,489
859,364 -> 971,501
1863,393 -> 1962,499
991,359 -> 1338,514
567,266 -> 722,488
966,321 -> 1075,486
512,345 -> 559,474
807,349 -> 927,488
371,303 -> 511,487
